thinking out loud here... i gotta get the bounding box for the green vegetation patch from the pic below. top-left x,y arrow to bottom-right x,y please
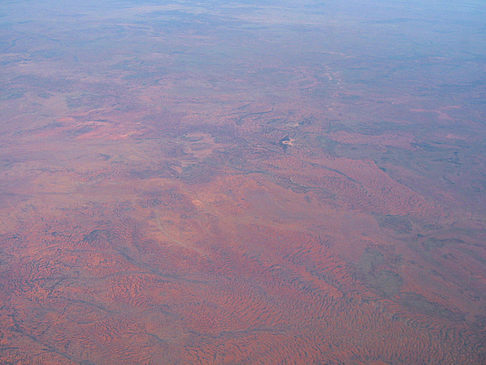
317,135 -> 339,155
399,292 -> 464,321
378,214 -> 412,234
356,247 -> 403,298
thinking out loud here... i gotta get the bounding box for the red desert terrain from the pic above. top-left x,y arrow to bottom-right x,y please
0,0 -> 486,364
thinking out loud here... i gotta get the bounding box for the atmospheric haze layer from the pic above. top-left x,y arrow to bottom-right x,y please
1,0 -> 486,364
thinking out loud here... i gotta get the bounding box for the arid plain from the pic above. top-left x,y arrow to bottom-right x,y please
1,1 -> 486,364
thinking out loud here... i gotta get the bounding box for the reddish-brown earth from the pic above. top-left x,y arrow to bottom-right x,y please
1,1 -> 486,364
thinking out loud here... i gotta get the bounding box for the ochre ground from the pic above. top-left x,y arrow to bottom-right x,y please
1,1 -> 486,364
